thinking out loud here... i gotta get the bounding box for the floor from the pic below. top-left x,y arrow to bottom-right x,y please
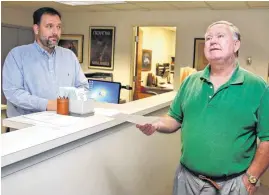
255,184 -> 269,195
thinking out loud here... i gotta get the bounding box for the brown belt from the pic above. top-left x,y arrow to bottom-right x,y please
181,163 -> 246,190
198,175 -> 222,190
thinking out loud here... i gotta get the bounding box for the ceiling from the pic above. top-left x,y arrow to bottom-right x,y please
2,1 -> 269,12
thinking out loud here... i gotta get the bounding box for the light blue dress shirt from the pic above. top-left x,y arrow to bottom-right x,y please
2,41 -> 89,117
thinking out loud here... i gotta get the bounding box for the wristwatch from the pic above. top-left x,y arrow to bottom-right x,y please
246,173 -> 258,185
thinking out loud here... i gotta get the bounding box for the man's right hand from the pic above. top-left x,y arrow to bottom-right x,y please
46,100 -> 57,111
136,115 -> 181,135
136,123 -> 158,136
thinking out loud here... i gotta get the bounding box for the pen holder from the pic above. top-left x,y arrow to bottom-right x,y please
57,98 -> 69,115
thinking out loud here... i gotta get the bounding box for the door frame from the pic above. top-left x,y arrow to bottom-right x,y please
129,25 -> 177,101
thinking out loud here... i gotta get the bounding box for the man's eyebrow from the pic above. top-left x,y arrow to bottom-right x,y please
45,22 -> 62,25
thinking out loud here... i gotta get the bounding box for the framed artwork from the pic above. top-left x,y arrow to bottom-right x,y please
58,34 -> 84,63
193,38 -> 208,71
88,26 -> 115,70
142,49 -> 152,71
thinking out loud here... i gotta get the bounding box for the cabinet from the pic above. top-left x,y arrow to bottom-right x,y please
1,23 -> 34,105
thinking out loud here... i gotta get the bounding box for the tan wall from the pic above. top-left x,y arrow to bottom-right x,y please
61,10 -> 269,93
261,169 -> 269,188
2,7 -> 269,101
1,7 -> 33,27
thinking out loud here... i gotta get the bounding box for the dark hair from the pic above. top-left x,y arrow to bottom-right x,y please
33,7 -> 61,25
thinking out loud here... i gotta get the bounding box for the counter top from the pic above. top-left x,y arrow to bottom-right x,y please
1,91 -> 176,167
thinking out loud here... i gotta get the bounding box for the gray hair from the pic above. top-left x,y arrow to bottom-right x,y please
206,21 -> 241,56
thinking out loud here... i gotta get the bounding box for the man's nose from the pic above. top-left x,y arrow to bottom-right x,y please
52,27 -> 60,35
210,36 -> 218,45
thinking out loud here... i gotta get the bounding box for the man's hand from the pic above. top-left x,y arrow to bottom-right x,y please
136,115 -> 181,135
242,174 -> 257,195
46,100 -> 57,111
136,123 -> 158,136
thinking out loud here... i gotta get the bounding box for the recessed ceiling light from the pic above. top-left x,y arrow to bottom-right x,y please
55,1 -> 126,6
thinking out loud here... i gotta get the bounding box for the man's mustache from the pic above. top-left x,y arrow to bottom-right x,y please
48,36 -> 59,40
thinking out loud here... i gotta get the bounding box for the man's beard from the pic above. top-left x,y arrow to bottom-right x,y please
40,36 -> 59,49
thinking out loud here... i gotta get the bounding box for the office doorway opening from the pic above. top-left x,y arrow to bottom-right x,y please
130,26 -> 176,101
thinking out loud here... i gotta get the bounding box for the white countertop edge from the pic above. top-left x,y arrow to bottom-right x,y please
1,119 -> 123,167
1,91 -> 176,167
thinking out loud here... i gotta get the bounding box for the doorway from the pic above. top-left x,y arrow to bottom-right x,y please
130,26 -> 177,101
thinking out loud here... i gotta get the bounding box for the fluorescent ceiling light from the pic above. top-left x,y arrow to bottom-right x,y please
55,1 -> 126,6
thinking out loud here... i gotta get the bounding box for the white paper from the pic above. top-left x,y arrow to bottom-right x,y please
126,115 -> 160,125
94,108 -> 121,117
113,113 -> 160,125
23,112 -> 81,127
93,108 -> 159,125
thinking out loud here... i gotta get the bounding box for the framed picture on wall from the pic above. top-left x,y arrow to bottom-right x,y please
142,49 -> 152,71
58,34 -> 84,63
193,38 -> 208,71
88,26 -> 115,70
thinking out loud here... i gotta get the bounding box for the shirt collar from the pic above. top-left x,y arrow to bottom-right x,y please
200,61 -> 244,85
34,41 -> 56,57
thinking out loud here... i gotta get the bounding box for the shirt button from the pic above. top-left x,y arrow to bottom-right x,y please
209,96 -> 212,98
210,86 -> 213,88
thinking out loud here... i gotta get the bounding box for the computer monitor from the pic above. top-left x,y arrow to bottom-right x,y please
88,79 -> 121,104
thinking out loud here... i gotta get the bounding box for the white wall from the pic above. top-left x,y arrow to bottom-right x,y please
2,8 -> 269,101
140,27 -> 176,86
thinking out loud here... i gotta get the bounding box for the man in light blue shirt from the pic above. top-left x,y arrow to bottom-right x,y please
2,7 -> 89,117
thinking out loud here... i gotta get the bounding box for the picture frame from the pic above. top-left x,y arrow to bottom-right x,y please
142,49 -> 152,71
88,26 -> 115,70
193,38 -> 208,71
58,34 -> 84,63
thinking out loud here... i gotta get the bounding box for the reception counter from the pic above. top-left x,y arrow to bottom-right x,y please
2,91 -> 182,195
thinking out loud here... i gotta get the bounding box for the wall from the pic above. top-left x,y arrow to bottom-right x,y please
58,9 -> 269,101
140,27 -> 176,86
1,7 -> 33,27
2,7 -> 269,101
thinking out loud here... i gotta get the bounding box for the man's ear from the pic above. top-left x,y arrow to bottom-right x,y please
33,24 -> 39,35
234,40 -> 241,54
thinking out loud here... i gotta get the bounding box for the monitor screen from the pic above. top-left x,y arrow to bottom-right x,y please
88,80 -> 121,104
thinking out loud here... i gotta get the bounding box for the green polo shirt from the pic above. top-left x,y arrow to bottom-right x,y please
168,64 -> 269,177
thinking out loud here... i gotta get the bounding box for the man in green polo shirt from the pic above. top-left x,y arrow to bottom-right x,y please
136,21 -> 269,195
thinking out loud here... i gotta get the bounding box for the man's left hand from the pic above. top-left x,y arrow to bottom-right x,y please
242,174 -> 257,195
